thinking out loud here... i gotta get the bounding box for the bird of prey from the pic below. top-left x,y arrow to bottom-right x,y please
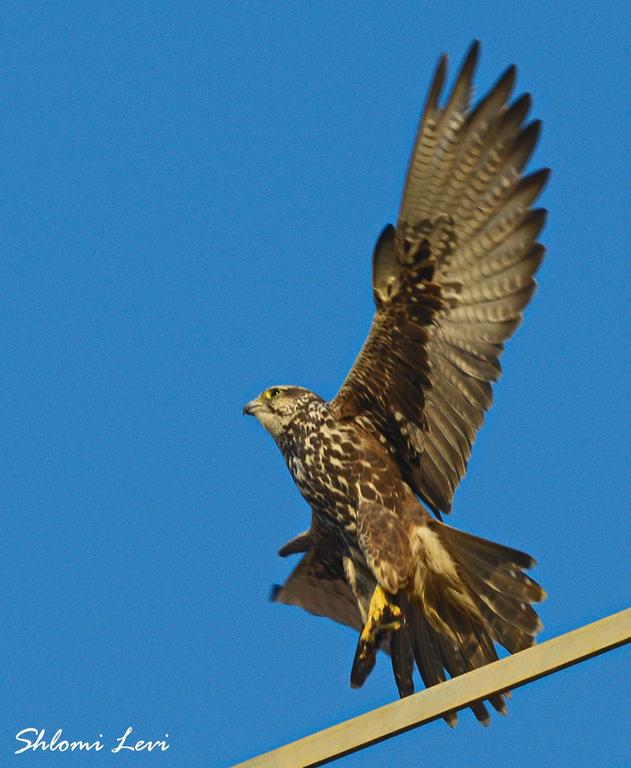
244,41 -> 548,725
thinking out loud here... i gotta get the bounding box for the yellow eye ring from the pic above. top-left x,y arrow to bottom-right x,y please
265,387 -> 281,400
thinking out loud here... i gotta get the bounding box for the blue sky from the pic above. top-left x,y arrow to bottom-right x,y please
3,2 -> 631,767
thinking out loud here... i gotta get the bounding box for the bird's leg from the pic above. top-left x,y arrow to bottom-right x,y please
350,585 -> 402,688
364,584 -> 402,636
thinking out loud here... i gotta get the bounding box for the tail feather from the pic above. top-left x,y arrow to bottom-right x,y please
410,607 -> 446,688
433,597 -> 506,723
405,597 -> 458,726
457,620 -> 507,716
396,597 -> 505,724
457,559 -> 542,634
436,521 -> 537,571
430,519 -> 545,653
470,594 -> 533,654
471,623 -> 508,714
441,534 -> 546,604
436,632 -> 491,725
457,548 -> 544,603
385,519 -> 544,723
390,618 -> 415,698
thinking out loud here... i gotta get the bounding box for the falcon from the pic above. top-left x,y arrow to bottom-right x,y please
244,41 -> 548,725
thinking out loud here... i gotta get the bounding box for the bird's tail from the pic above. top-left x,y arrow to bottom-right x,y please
391,518 -> 546,725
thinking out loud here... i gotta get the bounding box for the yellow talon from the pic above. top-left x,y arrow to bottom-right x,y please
351,585 -> 402,689
360,585 -> 402,645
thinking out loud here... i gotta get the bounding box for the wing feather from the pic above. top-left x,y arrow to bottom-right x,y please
272,546 -> 363,632
331,43 -> 548,514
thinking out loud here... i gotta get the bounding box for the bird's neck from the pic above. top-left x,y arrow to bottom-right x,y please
276,399 -> 329,458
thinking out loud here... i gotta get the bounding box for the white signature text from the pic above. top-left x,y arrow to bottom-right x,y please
15,726 -> 170,754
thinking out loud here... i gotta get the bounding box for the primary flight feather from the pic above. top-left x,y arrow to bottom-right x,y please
244,41 -> 548,725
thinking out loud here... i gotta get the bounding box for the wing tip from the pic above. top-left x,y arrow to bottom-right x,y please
461,39 -> 480,82
278,529 -> 313,557
529,206 -> 548,231
427,53 -> 448,112
465,39 -> 481,68
492,63 -> 518,106
526,166 -> 552,188
522,118 -> 543,147
447,39 -> 480,108
510,91 -> 532,121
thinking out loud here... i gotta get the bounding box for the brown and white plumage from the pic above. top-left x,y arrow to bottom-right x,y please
333,40 -> 548,514
245,42 -> 548,724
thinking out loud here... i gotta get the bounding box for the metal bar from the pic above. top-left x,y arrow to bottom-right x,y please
234,607 -> 631,768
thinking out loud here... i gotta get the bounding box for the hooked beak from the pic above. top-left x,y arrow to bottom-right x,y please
243,398 -> 260,416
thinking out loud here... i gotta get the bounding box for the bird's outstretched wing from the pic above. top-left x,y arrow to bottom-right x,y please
331,41 -> 548,515
272,544 -> 363,632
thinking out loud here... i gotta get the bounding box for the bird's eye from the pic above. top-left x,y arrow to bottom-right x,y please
266,387 -> 281,399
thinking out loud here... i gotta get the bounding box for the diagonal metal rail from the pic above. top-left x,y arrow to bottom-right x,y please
234,607 -> 631,768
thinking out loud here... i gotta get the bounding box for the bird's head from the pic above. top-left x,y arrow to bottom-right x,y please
243,385 -> 317,440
